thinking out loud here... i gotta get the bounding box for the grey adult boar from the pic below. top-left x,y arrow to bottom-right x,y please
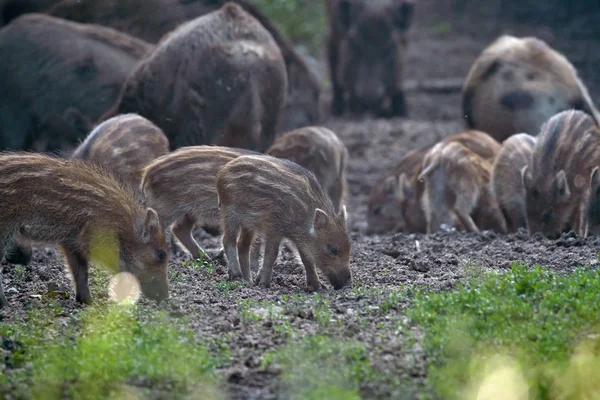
326,0 -> 415,118
0,13 -> 152,152
103,3 -> 287,152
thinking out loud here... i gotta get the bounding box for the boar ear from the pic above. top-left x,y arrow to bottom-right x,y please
313,208 -> 329,231
554,170 -> 571,200
398,173 -> 413,201
138,208 -> 161,243
520,165 -> 531,189
383,174 -> 399,195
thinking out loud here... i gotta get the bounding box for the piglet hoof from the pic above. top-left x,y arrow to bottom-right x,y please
228,271 -> 243,282
305,280 -> 323,292
209,250 -> 227,266
253,274 -> 271,289
76,293 -> 93,305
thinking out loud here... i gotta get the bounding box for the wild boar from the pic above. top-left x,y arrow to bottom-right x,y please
216,154 -> 351,290
367,145 -> 431,234
522,110 -> 600,238
326,0 -> 415,117
266,126 -> 348,213
418,132 -> 506,234
462,35 -> 600,142
490,133 -> 536,233
0,13 -> 153,152
0,152 -> 169,308
70,113 -> 169,197
140,145 -> 259,261
43,0 -> 321,131
102,3 -> 287,152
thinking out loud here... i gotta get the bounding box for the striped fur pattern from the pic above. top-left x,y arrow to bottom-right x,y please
462,35 -> 600,142
0,152 -> 169,307
367,144 -> 431,234
491,133 -> 536,233
140,145 -> 257,259
266,126 -> 348,212
419,131 -> 506,234
71,113 -> 169,198
523,110 -> 600,238
216,154 -> 351,290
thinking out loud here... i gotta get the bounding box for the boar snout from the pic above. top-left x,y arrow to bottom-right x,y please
140,278 -> 169,303
327,268 -> 352,290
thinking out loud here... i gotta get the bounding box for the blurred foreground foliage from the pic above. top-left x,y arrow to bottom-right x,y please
0,303 -> 223,400
409,263 -> 600,400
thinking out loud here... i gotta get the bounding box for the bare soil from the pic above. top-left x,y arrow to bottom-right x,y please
2,1 -> 600,398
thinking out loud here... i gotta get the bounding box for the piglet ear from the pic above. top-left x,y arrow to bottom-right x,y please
520,165 -> 531,189
314,208 -> 329,231
398,173 -> 413,201
338,205 -> 348,224
554,170 -> 571,200
138,208 -> 161,243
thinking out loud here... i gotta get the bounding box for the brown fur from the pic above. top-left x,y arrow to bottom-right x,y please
418,131 -> 506,234
367,144 -> 431,234
0,152 -> 169,308
523,110 -> 600,238
216,154 -> 351,290
0,13 -> 152,152
266,126 -> 348,213
491,133 -> 536,233
140,145 -> 258,259
462,35 -> 600,142
70,113 -> 169,198
102,3 -> 287,152
326,0 -> 414,117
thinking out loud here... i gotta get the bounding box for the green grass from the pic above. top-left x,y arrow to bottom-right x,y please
408,263 -> 600,400
0,304 -> 223,400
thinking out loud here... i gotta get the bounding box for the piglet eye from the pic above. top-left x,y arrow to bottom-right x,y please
327,244 -> 339,256
157,249 -> 167,262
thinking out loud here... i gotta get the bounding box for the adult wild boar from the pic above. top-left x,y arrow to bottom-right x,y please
28,0 -> 320,131
0,13 -> 152,152
326,0 -> 415,117
103,3 -> 287,152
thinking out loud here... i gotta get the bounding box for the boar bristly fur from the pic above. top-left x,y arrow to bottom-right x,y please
523,110 -> 600,238
266,126 -> 348,213
0,152 -> 169,308
216,154 -> 352,290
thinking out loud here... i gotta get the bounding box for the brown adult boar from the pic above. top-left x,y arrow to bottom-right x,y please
102,3 -> 287,152
266,126 -> 348,213
40,0 -> 321,131
0,14 -> 152,152
522,110 -> 600,238
326,0 -> 415,117
418,132 -> 506,234
71,113 -> 169,197
462,35 -> 600,142
0,152 -> 169,308
140,145 -> 259,260
367,145 -> 431,234
216,154 -> 351,290
491,133 -> 536,233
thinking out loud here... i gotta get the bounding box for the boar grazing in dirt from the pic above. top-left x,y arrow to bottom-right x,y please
0,152 -> 169,308
71,113 -> 169,197
326,0 -> 415,117
141,146 -> 258,260
462,35 -> 600,143
266,126 -> 348,213
418,131 -> 506,234
0,14 -> 153,152
43,0 -> 320,131
491,133 -> 536,233
522,110 -> 600,238
103,3 -> 287,152
216,154 -> 352,290
367,145 -> 431,234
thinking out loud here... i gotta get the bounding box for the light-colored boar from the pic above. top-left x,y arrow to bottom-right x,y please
71,113 -> 169,198
462,35 -> 600,142
216,154 -> 351,290
140,146 -> 257,259
491,133 -> 536,232
366,145 -> 431,234
266,126 -> 348,213
0,152 -> 169,308
523,110 -> 600,238
419,134 -> 506,234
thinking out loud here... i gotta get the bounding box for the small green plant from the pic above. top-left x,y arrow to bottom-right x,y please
13,265 -> 27,281
214,280 -> 244,292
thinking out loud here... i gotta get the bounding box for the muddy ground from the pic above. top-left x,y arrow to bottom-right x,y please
2,1 -> 600,399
